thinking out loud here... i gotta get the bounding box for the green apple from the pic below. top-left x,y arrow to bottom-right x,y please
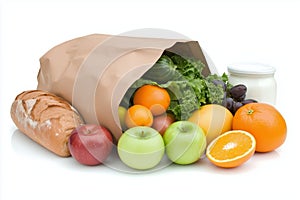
163,121 -> 206,165
118,106 -> 127,131
117,126 -> 165,170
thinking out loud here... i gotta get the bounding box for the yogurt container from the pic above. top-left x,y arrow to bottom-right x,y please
227,63 -> 277,105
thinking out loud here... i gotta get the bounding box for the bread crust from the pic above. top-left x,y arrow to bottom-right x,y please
11,90 -> 84,157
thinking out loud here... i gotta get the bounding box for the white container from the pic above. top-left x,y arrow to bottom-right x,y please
227,63 -> 277,105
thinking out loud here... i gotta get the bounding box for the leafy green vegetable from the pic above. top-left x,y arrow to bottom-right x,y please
141,55 -> 181,83
120,51 -> 231,120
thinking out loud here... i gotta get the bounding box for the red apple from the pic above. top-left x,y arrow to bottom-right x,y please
152,113 -> 176,135
68,124 -> 113,166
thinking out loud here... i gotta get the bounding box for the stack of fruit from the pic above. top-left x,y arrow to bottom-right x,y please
116,83 -> 287,169
118,85 -> 287,169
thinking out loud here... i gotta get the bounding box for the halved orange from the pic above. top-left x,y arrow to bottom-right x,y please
206,130 -> 256,168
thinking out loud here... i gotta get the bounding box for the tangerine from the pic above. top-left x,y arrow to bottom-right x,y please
232,103 -> 287,152
206,130 -> 256,168
133,85 -> 170,116
125,105 -> 153,128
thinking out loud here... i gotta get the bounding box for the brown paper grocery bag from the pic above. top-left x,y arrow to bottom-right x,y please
37,34 -> 213,141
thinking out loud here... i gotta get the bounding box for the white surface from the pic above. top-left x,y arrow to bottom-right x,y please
1,0 -> 300,200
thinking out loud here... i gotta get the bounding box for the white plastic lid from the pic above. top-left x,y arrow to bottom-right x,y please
227,63 -> 276,75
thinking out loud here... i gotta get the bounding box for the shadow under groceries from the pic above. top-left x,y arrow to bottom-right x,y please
11,129 -> 280,174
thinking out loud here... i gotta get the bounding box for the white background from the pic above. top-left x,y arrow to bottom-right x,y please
1,0 -> 300,199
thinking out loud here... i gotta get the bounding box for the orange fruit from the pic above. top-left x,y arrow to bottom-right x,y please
232,103 -> 287,152
206,130 -> 256,168
133,85 -> 170,116
125,105 -> 153,128
188,104 -> 233,145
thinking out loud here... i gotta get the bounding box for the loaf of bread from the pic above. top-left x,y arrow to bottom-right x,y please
11,90 -> 84,157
